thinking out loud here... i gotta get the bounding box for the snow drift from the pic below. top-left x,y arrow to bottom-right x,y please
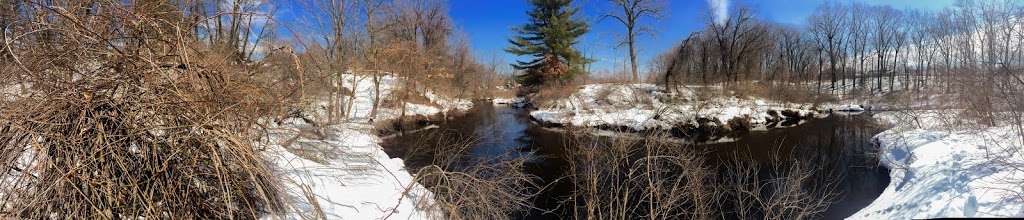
850,111 -> 1024,219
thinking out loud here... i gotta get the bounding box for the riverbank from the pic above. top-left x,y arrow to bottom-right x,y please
850,111 -> 1024,219
262,74 -> 471,219
527,83 -> 828,142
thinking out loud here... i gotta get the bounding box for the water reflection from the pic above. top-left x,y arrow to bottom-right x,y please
383,103 -> 539,168
700,114 -> 889,219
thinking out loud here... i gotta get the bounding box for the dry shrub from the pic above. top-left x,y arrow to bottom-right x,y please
725,81 -> 770,98
769,84 -> 834,104
727,116 -> 753,134
389,87 -> 437,109
491,86 -> 517,100
725,81 -> 832,104
565,130 -> 716,218
562,129 -> 837,220
564,130 -> 718,219
532,84 -> 579,108
0,2 -> 285,219
397,129 -> 538,220
593,86 -> 615,105
529,72 -> 639,108
722,154 -> 839,220
415,159 -> 537,220
627,87 -> 656,107
583,73 -> 634,84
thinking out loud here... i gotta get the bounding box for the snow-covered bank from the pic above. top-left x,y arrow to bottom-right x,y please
264,121 -> 437,219
264,74 -> 470,219
324,74 -> 472,121
832,104 -> 866,112
529,83 -> 822,140
492,97 -> 528,108
850,111 -> 1024,219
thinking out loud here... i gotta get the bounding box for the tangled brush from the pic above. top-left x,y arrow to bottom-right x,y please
1,1 -> 285,218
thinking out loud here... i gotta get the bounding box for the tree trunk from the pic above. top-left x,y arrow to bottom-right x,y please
370,72 -> 382,119
877,52 -> 884,92
817,51 -> 823,93
629,31 -> 639,83
890,47 -> 899,91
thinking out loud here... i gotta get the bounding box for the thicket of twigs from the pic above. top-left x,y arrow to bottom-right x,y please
395,129 -> 539,220
0,2 -> 294,218
562,130 -> 837,220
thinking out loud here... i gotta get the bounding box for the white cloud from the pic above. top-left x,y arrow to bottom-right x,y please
707,0 -> 729,25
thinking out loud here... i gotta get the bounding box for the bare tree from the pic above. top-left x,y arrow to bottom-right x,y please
661,32 -> 699,93
776,25 -> 810,83
292,0 -> 355,123
708,7 -> 769,84
808,2 -> 846,94
890,17 -> 907,92
866,6 -> 898,92
361,0 -> 388,119
906,9 -> 933,90
847,2 -> 870,94
930,9 -> 956,92
604,0 -> 664,82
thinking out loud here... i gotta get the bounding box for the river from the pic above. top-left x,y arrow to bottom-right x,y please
382,102 -> 889,219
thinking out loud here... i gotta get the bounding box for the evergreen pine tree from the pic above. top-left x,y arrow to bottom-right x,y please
506,0 -> 591,88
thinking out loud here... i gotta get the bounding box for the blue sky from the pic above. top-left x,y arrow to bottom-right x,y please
449,0 -> 956,76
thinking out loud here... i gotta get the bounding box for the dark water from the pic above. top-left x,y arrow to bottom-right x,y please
382,102 -> 889,219
698,113 -> 890,219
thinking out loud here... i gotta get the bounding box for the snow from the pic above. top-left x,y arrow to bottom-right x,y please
849,111 -> 1024,219
492,98 -> 515,105
399,102 -> 443,117
322,73 -> 472,121
264,73 -> 471,219
425,90 -> 472,112
834,104 -> 866,112
530,83 -> 821,132
493,97 -> 529,108
263,120 -> 438,219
